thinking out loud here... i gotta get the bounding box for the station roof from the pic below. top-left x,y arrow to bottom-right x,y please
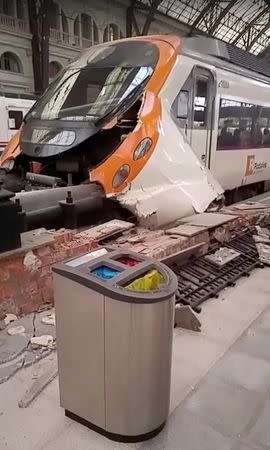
139,0 -> 270,57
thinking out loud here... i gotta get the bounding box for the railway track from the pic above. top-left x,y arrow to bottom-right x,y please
172,230 -> 263,313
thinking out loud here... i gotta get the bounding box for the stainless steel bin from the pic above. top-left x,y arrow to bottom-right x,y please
53,247 -> 177,442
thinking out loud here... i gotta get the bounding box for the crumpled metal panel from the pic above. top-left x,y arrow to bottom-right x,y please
117,103 -> 223,228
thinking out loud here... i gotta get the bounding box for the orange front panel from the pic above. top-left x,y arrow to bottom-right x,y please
0,129 -> 21,165
91,91 -> 161,193
90,36 -> 180,195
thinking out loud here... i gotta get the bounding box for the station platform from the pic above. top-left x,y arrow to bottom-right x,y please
1,193 -> 270,449
1,266 -> 270,450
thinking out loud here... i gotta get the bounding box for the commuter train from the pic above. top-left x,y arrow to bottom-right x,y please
1,35 -> 270,227
0,95 -> 35,154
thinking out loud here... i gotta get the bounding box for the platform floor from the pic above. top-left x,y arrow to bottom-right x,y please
1,268 -> 270,450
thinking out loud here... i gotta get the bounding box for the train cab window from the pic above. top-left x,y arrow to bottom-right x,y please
8,110 -> 23,130
193,79 -> 208,128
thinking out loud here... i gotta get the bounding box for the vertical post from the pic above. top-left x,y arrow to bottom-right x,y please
27,0 -> 43,95
141,0 -> 161,35
41,0 -> 50,92
59,8 -> 63,40
14,0 -> 17,19
91,16 -> 94,45
126,6 -> 133,37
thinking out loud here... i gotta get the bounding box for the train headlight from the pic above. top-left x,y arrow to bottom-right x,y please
112,164 -> 130,188
0,159 -> 15,171
133,138 -> 152,160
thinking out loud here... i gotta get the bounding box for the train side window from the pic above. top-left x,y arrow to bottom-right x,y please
217,98 -> 270,150
176,90 -> 189,119
193,79 -> 208,128
8,110 -> 23,130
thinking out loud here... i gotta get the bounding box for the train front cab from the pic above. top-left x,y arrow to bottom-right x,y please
0,35 -> 223,227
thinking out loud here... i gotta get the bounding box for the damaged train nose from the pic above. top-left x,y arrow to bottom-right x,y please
0,35 -> 223,230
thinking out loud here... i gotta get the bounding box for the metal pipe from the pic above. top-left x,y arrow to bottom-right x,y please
14,183 -> 103,212
24,193 -> 104,231
26,172 -> 66,188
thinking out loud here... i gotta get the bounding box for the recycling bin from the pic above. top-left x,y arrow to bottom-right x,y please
53,246 -> 178,443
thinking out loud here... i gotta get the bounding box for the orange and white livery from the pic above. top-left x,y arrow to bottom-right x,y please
2,35 -> 270,226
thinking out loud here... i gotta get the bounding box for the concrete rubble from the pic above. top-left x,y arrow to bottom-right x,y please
30,335 -> 54,349
4,314 -> 17,326
253,225 -> 270,265
204,247 -> 240,267
0,308 -> 56,384
7,325 -> 26,336
174,305 -> 201,332
18,353 -> 58,408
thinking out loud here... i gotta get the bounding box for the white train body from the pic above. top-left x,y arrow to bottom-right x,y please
172,50 -> 270,192
0,96 -> 35,153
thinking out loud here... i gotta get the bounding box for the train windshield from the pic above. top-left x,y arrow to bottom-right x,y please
27,41 -> 159,124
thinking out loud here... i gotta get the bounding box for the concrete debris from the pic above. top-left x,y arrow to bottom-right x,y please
212,225 -> 231,243
41,313 -> 55,326
32,227 -> 48,236
23,250 -> 42,273
204,247 -> 241,267
174,305 -> 201,332
256,243 -> 270,265
0,310 -> 56,383
30,335 -> 54,349
254,235 -> 270,244
254,225 -> 270,239
166,224 -> 207,237
232,202 -> 268,210
76,219 -> 134,242
253,225 -> 270,265
4,314 -> 17,326
180,212 -> 237,228
18,356 -> 58,408
7,325 -> 25,336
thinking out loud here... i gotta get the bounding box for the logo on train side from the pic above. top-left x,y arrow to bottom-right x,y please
245,155 -> 267,176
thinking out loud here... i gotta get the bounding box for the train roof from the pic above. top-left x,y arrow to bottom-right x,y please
182,37 -> 270,83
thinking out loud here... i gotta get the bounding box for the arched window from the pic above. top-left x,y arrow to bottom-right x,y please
74,15 -> 80,37
103,23 -> 123,42
49,61 -> 62,79
0,0 -> 15,16
49,1 -> 60,30
61,9 -> 68,34
80,14 -> 99,46
16,0 -> 24,19
0,52 -> 22,73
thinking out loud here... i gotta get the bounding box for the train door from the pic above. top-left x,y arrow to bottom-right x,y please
173,66 -> 215,168
191,68 -> 215,167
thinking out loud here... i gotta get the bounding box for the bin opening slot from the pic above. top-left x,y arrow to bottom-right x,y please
91,266 -> 120,280
65,249 -> 108,267
125,269 -> 165,292
117,257 -> 140,267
